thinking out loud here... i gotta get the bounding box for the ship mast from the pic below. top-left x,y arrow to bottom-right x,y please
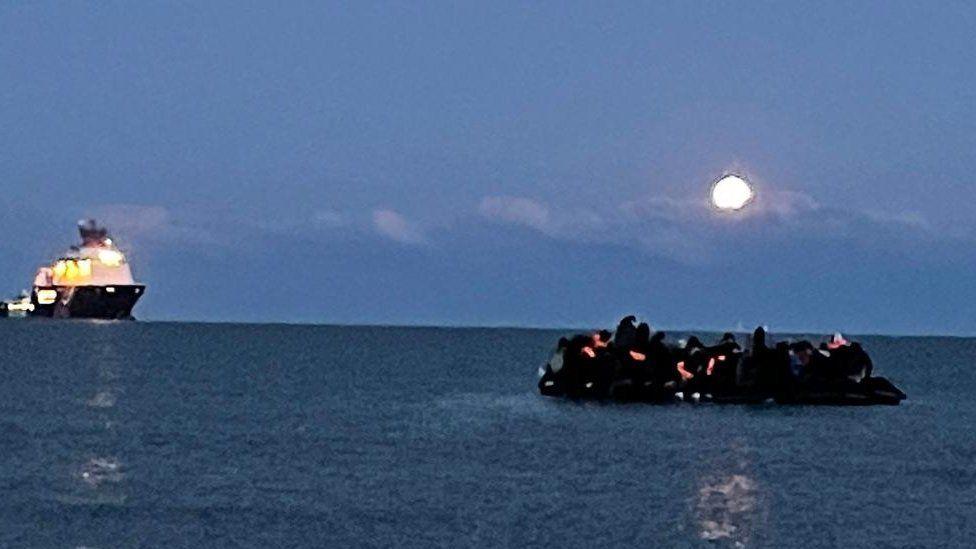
77,219 -> 110,247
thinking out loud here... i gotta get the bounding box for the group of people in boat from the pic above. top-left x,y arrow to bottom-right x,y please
538,316 -> 906,405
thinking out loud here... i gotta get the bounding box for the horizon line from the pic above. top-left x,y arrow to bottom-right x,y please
35,316 -> 976,339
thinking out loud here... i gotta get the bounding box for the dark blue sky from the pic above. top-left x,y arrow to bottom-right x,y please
2,2 -> 974,334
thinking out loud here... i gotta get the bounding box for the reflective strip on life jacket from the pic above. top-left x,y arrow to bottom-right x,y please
676,360 -> 694,380
706,357 -> 716,376
629,350 -> 646,361
581,347 -> 596,358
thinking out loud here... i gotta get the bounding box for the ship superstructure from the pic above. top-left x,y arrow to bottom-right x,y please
23,220 -> 146,319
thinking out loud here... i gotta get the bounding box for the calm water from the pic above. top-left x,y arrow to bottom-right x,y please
0,322 -> 973,548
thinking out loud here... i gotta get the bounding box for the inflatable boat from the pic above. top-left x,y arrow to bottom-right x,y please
772,377 -> 907,406
537,327 -> 907,406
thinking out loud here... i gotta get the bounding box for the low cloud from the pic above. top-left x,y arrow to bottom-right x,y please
372,209 -> 427,245
84,203 -> 235,248
313,209 -> 348,228
478,195 -> 605,240
87,204 -> 170,235
620,195 -> 708,224
620,188 -> 821,226
862,209 -> 931,232
759,190 -> 820,218
478,196 -> 554,234
476,191 -> 884,262
90,189 -> 936,265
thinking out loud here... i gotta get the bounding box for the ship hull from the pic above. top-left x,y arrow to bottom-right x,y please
31,285 -> 145,320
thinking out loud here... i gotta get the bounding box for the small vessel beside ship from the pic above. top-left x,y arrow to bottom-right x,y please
1,220 -> 145,319
0,292 -> 33,318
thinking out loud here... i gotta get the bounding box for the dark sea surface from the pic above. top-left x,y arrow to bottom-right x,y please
1,321 -> 974,548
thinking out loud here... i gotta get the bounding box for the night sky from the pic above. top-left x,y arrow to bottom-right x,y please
2,2 -> 974,334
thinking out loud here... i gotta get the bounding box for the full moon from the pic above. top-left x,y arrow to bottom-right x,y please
711,174 -> 754,211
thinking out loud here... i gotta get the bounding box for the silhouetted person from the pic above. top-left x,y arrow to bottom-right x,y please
611,321 -> 652,400
748,326 -> 780,393
613,315 -> 638,350
790,341 -> 843,390
648,331 -> 676,387
705,333 -> 742,394
635,322 -> 651,347
851,342 -> 873,379
589,330 -> 613,361
772,341 -> 793,394
675,336 -> 707,396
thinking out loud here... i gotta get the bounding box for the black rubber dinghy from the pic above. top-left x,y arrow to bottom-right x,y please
537,328 -> 907,406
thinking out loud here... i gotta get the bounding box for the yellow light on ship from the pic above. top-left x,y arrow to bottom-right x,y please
9,300 -> 34,312
64,260 -> 79,279
53,260 -> 67,278
711,174 -> 754,211
98,249 -> 124,266
78,259 -> 92,277
36,289 -> 58,305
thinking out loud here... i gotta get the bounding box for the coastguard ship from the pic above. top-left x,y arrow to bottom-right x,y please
7,220 -> 146,319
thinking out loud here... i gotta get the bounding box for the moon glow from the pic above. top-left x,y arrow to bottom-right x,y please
711,175 -> 754,211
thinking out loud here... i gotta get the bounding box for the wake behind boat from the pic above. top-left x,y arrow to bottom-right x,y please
1,220 -> 146,320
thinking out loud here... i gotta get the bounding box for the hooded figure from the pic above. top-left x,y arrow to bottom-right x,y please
790,341 -> 837,388
821,338 -> 872,384
675,336 -> 707,392
713,333 -> 741,360
611,321 -> 653,400
635,322 -> 651,348
850,342 -> 873,379
613,315 -> 638,350
648,331 -> 676,387
748,326 -> 783,393
704,333 -> 742,393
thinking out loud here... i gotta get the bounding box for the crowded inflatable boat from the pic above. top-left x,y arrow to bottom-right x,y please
538,316 -> 906,405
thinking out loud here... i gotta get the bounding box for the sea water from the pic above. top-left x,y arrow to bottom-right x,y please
0,321 -> 973,547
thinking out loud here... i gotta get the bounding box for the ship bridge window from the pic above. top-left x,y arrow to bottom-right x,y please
97,249 -> 124,267
36,289 -> 58,305
52,258 -> 94,281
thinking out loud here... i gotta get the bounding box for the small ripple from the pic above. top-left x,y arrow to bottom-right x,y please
80,457 -> 125,487
55,493 -> 127,507
696,474 -> 760,545
0,421 -> 29,438
86,391 -> 117,409
435,392 -> 551,417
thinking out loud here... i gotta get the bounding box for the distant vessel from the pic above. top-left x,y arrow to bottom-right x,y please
0,291 -> 33,318
5,220 -> 146,319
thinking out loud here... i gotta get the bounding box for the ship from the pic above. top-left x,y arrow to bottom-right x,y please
9,220 -> 146,319
0,291 -> 33,318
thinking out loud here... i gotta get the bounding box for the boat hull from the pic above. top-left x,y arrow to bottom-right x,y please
31,285 -> 145,319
